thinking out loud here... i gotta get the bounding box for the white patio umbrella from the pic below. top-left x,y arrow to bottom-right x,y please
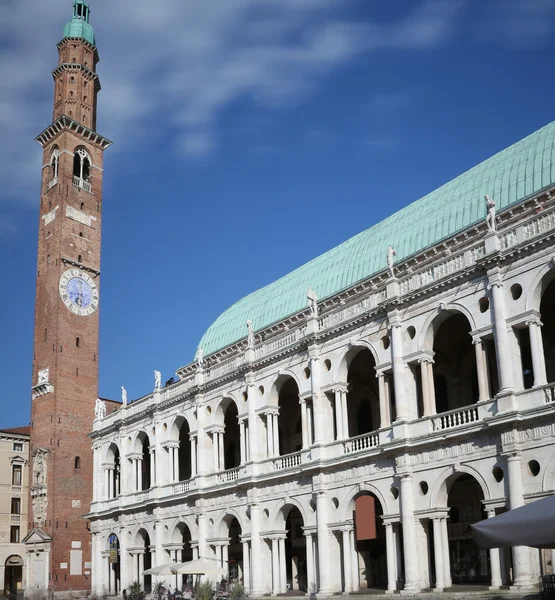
173,559 -> 227,578
471,494 -> 555,549
143,563 -> 178,576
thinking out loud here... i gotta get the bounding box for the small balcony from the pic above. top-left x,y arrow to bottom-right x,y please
73,176 -> 91,192
10,515 -> 21,523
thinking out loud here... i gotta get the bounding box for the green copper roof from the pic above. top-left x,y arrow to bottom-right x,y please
62,1 -> 95,47
199,121 -> 555,356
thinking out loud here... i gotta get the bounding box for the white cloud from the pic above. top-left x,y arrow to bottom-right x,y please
0,0 -> 471,207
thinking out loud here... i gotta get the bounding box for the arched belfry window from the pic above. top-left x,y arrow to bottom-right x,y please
73,148 -> 91,191
50,148 -> 60,181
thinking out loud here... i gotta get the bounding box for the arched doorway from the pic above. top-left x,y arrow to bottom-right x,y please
177,419 -> 192,481
432,313 -> 478,412
277,379 -> 303,455
283,506 -> 307,592
223,403 -> 240,470
107,534 -> 120,594
106,444 -> 120,498
4,555 -> 23,599
540,277 -> 555,383
138,433 -> 151,490
171,523 -> 193,589
352,493 -> 387,589
136,529 -> 152,592
446,474 -> 489,585
227,517 -> 242,583
346,349 -> 379,437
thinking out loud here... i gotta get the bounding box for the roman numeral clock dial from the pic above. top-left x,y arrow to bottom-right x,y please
59,269 -> 99,316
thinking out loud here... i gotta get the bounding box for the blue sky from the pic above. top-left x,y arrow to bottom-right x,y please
2,0 -> 555,427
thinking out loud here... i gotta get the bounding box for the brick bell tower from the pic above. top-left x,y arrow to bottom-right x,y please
25,1 -> 111,596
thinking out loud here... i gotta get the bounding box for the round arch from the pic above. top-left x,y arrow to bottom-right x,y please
167,414 -> 193,441
430,465 -> 491,509
272,498 -> 310,530
269,371 -> 303,406
341,483 -> 390,522
214,509 -> 244,538
335,340 -> 380,384
103,442 -> 120,464
214,394 -> 241,424
420,303 -> 477,352
526,262 -> 555,312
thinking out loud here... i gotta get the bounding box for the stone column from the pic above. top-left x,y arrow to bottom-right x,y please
138,551 -> 145,588
378,372 -> 391,427
271,537 -> 279,596
440,518 -> 451,588
212,432 -> 219,471
389,317 -> 408,420
107,467 -> 114,499
486,509 -> 502,589
316,491 -> 332,595
385,522 -> 397,593
432,518 -> 445,590
489,276 -> 514,392
218,430 -> 225,469
119,529 -> 131,592
239,420 -> 246,464
399,474 -> 419,591
301,400 -> 309,448
242,541 -> 251,593
150,448 -> 156,486
305,533 -> 315,594
350,529 -> 359,592
222,544 -> 229,569
419,360 -> 432,417
307,401 -> 314,446
279,536 -> 287,593
246,377 -> 259,462
93,447 -> 100,501
174,445 -> 180,482
527,319 -> 547,387
250,503 -> 263,596
190,436 -> 197,477
137,458 -> 143,491
195,400 -> 208,475
267,414 -> 274,457
334,391 -> 343,440
272,413 -> 280,456
506,453 -> 533,588
341,529 -> 352,593
310,353 -> 325,444
197,513 -> 208,559
474,338 -> 490,402
427,361 -> 436,415
341,390 -> 349,439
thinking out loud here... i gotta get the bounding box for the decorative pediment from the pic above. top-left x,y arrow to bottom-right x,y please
22,528 -> 52,545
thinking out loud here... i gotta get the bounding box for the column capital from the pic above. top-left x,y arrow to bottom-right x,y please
525,318 -> 543,328
503,450 -> 522,461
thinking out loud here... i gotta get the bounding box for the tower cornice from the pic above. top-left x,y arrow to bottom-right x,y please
52,63 -> 101,92
35,115 -> 112,150
58,36 -> 99,63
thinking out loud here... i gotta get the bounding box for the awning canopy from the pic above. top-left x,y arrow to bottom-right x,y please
471,495 -> 555,549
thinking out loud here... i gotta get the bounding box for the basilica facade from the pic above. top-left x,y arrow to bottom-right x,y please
88,121 -> 555,596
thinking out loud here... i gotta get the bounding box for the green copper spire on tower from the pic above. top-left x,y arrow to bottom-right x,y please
62,0 -> 95,46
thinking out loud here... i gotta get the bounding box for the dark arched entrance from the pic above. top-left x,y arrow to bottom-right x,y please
277,379 -> 303,455
224,403 -> 240,469
346,349 -> 379,436
447,474 -> 490,585
285,506 -> 307,592
540,277 -> 555,383
178,420 -> 192,481
432,313 -> 478,412
4,555 -> 23,599
353,493 -> 387,589
107,534 -> 120,594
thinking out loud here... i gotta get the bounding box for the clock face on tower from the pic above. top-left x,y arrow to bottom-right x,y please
59,269 -> 99,316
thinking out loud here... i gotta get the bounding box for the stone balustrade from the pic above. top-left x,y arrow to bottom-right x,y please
432,406 -> 480,432
272,451 -> 302,471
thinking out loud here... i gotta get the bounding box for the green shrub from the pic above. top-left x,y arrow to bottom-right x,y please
194,579 -> 214,600
229,582 -> 244,600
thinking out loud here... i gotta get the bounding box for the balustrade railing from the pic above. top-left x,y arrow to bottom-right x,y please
217,467 -> 240,483
343,432 -> 379,454
272,451 -> 302,471
134,490 -> 150,503
10,515 -> 21,522
432,406 -> 479,431
543,384 -> 555,404
172,480 -> 193,494
73,176 -> 91,192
